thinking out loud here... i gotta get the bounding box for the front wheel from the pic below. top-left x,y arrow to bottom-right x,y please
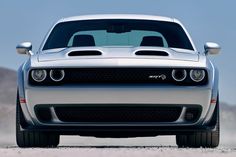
16,93 -> 60,148
176,97 -> 220,148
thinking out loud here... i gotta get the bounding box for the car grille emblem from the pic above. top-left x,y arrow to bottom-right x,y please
148,74 -> 167,80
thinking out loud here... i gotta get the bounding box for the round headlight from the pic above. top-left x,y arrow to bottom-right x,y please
172,69 -> 187,82
190,70 -> 206,82
50,69 -> 65,82
31,70 -> 47,82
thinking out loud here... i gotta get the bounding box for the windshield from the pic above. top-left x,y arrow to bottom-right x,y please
43,19 -> 194,51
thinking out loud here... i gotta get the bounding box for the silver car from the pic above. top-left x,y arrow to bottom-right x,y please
16,14 -> 221,148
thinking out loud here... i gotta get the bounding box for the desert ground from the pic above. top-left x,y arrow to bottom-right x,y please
1,147 -> 236,157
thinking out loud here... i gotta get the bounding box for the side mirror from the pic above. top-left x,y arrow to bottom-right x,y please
204,42 -> 221,55
16,42 -> 33,55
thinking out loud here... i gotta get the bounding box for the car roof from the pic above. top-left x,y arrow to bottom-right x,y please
59,14 -> 175,23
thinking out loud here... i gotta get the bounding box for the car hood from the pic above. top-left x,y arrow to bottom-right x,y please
38,47 -> 199,63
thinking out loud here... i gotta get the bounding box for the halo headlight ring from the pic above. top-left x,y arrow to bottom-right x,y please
190,69 -> 206,82
172,69 -> 187,82
31,70 -> 47,82
49,69 -> 65,82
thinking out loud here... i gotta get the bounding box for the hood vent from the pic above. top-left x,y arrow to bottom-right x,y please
68,50 -> 102,56
135,50 -> 169,56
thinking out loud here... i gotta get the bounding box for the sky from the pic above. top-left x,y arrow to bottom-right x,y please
0,0 -> 235,104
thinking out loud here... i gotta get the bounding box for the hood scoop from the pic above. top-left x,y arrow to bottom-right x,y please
68,50 -> 102,56
135,50 -> 169,56
39,47 -> 199,62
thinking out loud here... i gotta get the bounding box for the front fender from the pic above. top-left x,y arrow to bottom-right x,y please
203,60 -> 219,125
17,61 -> 35,126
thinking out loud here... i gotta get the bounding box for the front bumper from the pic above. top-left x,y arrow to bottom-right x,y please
20,84 -> 214,128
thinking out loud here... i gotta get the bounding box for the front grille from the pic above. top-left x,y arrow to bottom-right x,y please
29,68 -> 208,86
53,106 -> 182,123
65,68 -> 172,84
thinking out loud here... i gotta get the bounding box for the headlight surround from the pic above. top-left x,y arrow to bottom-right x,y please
190,69 -> 206,82
31,69 -> 47,82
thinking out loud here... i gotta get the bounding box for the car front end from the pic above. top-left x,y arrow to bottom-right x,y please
16,14 -> 220,147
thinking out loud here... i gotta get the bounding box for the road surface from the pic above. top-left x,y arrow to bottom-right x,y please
1,136 -> 236,157
1,146 -> 236,157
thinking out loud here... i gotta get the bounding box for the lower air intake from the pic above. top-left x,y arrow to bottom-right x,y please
54,106 -> 182,123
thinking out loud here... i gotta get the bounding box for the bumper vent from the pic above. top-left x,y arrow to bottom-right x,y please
54,106 -> 182,123
35,107 -> 52,122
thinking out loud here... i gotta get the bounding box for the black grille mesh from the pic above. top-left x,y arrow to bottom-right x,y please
54,106 -> 182,123
35,107 -> 52,122
64,68 -> 172,84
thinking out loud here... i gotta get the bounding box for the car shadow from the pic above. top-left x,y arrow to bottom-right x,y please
59,145 -> 177,148
6,145 -> 177,149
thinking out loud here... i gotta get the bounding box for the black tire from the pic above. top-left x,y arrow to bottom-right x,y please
16,93 -> 60,148
176,97 -> 220,148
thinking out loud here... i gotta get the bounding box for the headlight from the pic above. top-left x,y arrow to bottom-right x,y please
31,70 -> 47,82
50,69 -> 65,82
190,70 -> 206,82
172,69 -> 187,82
